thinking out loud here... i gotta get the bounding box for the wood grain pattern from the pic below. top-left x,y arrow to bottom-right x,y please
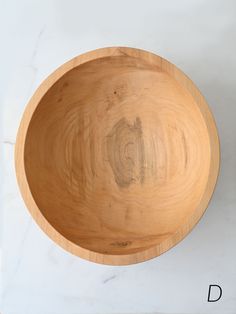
15,47 -> 220,265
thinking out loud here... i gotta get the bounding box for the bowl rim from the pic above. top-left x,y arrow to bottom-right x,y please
15,46 -> 220,265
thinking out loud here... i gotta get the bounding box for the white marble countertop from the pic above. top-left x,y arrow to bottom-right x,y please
1,0 -> 236,313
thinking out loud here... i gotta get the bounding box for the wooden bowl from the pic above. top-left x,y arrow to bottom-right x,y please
15,47 -> 220,265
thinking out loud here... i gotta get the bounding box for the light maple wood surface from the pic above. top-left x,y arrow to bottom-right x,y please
15,47 -> 220,265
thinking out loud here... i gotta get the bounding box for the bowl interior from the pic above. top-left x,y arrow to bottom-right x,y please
24,55 -> 211,255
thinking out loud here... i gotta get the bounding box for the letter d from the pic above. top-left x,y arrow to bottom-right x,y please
208,285 -> 222,302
